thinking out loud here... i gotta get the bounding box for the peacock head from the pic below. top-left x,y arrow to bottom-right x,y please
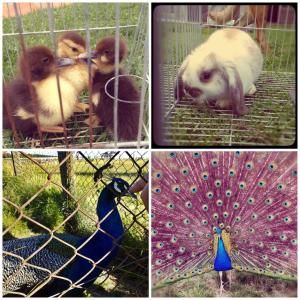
216,227 -> 222,237
108,177 -> 137,198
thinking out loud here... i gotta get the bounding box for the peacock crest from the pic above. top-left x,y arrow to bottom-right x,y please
151,151 -> 297,287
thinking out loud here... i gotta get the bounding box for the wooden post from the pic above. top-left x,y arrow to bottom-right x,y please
58,151 -> 78,233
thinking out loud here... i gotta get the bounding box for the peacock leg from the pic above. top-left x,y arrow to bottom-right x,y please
229,270 -> 232,289
219,271 -> 224,296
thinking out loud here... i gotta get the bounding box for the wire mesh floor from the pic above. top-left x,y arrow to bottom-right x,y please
162,66 -> 296,146
3,103 -> 148,149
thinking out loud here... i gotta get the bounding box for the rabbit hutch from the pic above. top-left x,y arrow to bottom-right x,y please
3,3 -> 149,149
3,150 -> 149,297
153,4 -> 296,147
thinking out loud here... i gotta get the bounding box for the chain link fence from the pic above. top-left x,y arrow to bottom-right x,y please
3,150 -> 149,297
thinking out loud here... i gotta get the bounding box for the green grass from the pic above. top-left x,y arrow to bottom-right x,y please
160,23 -> 296,146
3,3 -> 148,148
153,271 -> 297,297
3,155 -> 148,296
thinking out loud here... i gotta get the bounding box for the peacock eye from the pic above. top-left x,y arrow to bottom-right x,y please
199,70 -> 212,82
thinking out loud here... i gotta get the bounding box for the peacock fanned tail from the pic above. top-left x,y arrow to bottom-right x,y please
151,151 -> 297,287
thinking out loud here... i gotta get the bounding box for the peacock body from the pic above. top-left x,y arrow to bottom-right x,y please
151,151 -> 297,287
3,177 -> 133,296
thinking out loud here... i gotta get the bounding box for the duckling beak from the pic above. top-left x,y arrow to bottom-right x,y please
78,50 -> 98,60
57,57 -> 75,67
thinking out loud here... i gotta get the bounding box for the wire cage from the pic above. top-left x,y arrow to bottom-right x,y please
153,4 -> 296,147
3,150 -> 149,297
3,2 -> 149,149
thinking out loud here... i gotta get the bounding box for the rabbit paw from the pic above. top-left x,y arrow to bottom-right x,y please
247,84 -> 257,95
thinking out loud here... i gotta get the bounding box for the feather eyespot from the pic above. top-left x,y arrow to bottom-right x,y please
265,229 -> 272,236
185,201 -> 193,208
219,223 -> 225,229
167,202 -> 175,209
212,213 -> 219,220
179,246 -> 185,253
173,266 -> 179,272
155,269 -> 162,276
247,197 -> 255,204
151,213 -> 155,219
235,151 -> 241,156
245,162 -> 253,170
258,180 -> 266,187
271,246 -> 277,252
156,242 -> 164,249
155,259 -> 163,265
225,190 -> 232,197
167,253 -> 173,259
190,185 -> 198,193
216,199 -> 223,207
202,172 -> 209,180
168,152 -> 176,158
154,187 -> 161,194
193,152 -> 201,158
282,200 -> 291,208
292,170 -> 297,176
233,202 -> 240,209
223,211 -> 229,218
291,239 -> 297,245
268,162 -> 277,171
239,182 -> 246,189
171,235 -> 178,243
154,171 -> 163,179
283,250 -> 289,257
277,183 -> 285,190
202,219 -> 208,225
214,179 -> 222,188
172,185 -> 181,193
202,204 -> 208,211
235,216 -> 241,222
206,191 -> 214,199
176,258 -> 183,265
166,221 -> 174,228
211,158 -> 218,167
267,214 -> 275,221
251,212 -> 258,220
181,168 -> 189,176
280,234 -> 287,241
189,232 -> 195,238
229,169 -> 235,177
265,198 -> 273,205
283,216 -> 292,224
151,229 -> 158,236
183,218 -> 191,225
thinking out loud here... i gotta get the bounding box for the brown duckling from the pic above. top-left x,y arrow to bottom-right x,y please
4,45 -> 78,136
83,37 -> 141,141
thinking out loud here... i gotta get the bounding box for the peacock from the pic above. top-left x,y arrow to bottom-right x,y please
3,177 -> 136,297
151,151 -> 297,295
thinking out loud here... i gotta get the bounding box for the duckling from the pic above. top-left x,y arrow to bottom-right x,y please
4,45 -> 78,136
84,37 -> 141,141
57,32 -> 91,112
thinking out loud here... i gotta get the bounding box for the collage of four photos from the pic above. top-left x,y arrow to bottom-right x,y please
2,2 -> 297,298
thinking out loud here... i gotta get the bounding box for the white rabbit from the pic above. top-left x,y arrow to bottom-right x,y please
174,28 -> 263,115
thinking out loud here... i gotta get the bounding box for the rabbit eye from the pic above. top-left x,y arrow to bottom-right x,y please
72,47 -> 78,52
200,71 -> 212,82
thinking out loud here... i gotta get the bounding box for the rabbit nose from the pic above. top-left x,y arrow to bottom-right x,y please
185,86 -> 202,98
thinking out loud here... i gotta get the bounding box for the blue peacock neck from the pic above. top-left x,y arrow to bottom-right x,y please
96,185 -> 123,241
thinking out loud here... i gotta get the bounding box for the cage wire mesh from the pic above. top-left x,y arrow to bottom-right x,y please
154,4 -> 296,147
3,2 -> 149,149
3,150 -> 149,297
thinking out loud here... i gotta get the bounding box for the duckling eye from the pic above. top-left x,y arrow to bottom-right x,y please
72,47 -> 78,52
42,57 -> 50,63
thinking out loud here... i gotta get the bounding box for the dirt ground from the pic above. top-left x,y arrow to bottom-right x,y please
3,3 -> 67,18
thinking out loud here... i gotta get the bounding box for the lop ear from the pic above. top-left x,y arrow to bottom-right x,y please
227,67 -> 247,116
174,57 -> 189,101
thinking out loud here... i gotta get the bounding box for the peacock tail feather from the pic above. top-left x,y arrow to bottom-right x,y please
151,151 -> 297,287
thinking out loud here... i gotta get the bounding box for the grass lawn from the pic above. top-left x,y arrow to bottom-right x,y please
159,22 -> 296,146
3,3 -> 148,148
152,270 -> 297,297
3,152 -> 148,296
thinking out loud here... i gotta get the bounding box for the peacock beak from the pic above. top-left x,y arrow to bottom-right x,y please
125,191 -> 137,199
